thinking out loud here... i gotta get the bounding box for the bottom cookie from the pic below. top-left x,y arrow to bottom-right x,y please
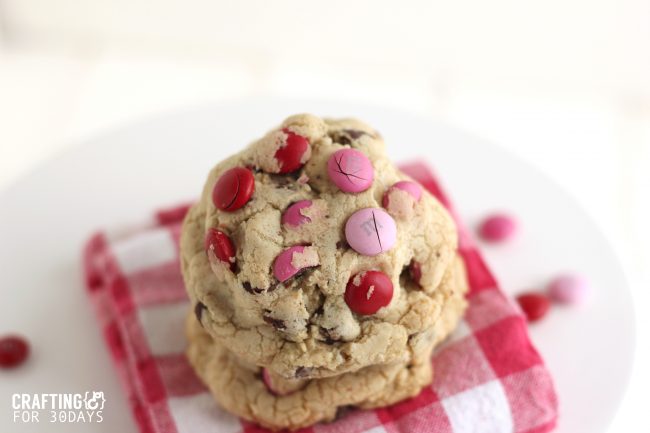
185,258 -> 468,431
187,314 -> 434,431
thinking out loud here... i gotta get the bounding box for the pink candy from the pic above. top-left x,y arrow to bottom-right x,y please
382,180 -> 422,208
262,367 -> 304,396
547,274 -> 590,305
327,149 -> 374,193
261,368 -> 278,394
261,368 -> 290,396
345,208 -> 396,256
478,213 -> 517,242
282,200 -> 313,227
273,245 -> 318,282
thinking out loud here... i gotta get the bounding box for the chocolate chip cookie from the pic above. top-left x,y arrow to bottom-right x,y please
180,114 -> 463,380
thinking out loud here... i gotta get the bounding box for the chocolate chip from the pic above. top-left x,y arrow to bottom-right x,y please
243,282 -> 264,294
263,313 -> 286,330
334,405 -> 356,420
280,265 -> 318,285
343,129 -> 367,139
272,176 -> 292,186
194,302 -> 207,325
336,240 -> 349,249
331,129 -> 372,145
288,170 -> 302,181
319,327 -> 338,345
292,267 -> 308,280
294,366 -> 313,378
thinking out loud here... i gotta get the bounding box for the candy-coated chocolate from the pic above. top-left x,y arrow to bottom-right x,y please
204,228 -> 236,271
0,336 -> 30,369
262,368 -> 280,395
273,246 -> 318,282
547,274 -> 590,304
327,149 -> 374,193
212,167 -> 255,212
478,213 -> 517,242
516,292 -> 550,322
345,208 -> 396,256
262,367 -> 305,396
275,129 -> 310,174
382,180 -> 423,208
345,271 -> 394,315
261,368 -> 284,396
281,200 -> 313,227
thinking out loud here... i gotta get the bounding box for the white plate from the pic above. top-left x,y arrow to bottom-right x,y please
0,99 -> 634,433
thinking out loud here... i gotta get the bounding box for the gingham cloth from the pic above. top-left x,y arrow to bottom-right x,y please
82,162 -> 558,433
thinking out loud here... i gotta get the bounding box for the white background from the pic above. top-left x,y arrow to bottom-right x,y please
0,1 -> 648,431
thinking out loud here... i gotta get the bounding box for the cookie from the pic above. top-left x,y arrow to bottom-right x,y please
180,114 -> 462,379
185,258 -> 467,431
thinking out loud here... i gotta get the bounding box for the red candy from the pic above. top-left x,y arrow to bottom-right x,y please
212,167 -> 255,212
204,228 -> 236,271
0,335 -> 30,368
516,293 -> 550,322
345,271 -> 394,315
275,128 -> 310,174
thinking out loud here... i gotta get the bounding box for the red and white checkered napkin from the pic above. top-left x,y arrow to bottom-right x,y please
82,162 -> 558,433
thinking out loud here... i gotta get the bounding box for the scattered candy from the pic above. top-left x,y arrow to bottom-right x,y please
345,271 -> 394,315
275,129 -> 310,174
516,293 -> 550,322
212,167 -> 255,212
409,260 -> 422,286
478,213 -> 517,242
204,228 -> 236,271
345,208 -> 396,256
0,335 -> 30,369
382,180 -> 423,208
273,246 -> 319,282
327,149 -> 374,193
281,200 -> 313,228
547,274 -> 590,305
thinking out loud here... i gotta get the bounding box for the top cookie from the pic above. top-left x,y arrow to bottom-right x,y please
180,114 -> 459,379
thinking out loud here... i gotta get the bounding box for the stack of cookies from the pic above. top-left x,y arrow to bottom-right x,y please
181,114 -> 468,431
